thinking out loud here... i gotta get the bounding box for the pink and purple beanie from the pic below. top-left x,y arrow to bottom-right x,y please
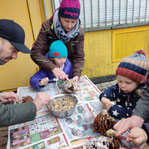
58,0 -> 80,19
116,50 -> 149,83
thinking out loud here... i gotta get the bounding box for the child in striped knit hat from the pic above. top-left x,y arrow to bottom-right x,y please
99,50 -> 149,147
99,50 -> 149,120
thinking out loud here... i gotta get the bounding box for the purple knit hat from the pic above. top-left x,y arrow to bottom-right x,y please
58,0 -> 80,19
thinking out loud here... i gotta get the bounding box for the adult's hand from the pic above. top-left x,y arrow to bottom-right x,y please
114,115 -> 144,136
33,93 -> 50,111
0,92 -> 18,103
52,68 -> 68,80
127,127 -> 147,145
72,76 -> 79,85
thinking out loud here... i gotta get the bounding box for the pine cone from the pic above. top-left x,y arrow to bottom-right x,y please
93,110 -> 116,135
108,137 -> 121,149
86,136 -> 121,149
22,96 -> 33,103
61,80 -> 77,93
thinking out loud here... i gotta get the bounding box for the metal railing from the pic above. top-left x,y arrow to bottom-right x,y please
51,0 -> 149,32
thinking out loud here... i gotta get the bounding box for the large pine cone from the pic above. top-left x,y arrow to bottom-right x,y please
93,109 -> 116,136
93,110 -> 121,149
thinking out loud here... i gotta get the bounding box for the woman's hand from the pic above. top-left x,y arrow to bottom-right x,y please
72,76 -> 79,84
127,127 -> 147,145
52,68 -> 69,80
0,92 -> 18,103
114,116 -> 144,136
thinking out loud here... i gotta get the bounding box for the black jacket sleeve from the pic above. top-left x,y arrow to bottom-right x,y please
142,123 -> 149,145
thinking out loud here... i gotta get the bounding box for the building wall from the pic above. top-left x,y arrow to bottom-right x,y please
0,0 -> 149,90
0,0 -> 45,91
83,26 -> 149,78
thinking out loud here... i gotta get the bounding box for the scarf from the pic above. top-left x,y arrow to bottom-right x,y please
53,9 -> 80,43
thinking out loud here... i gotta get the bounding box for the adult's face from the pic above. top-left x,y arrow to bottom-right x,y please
0,37 -> 18,65
60,17 -> 78,32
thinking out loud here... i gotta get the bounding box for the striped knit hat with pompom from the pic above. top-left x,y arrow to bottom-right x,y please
116,50 -> 149,83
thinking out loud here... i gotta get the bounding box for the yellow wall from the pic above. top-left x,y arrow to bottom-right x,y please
0,0 -> 149,90
0,0 -> 47,91
82,26 -> 149,78
82,30 -> 112,77
111,26 -> 149,76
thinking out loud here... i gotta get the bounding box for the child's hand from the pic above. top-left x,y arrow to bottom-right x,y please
104,102 -> 113,110
101,97 -> 113,110
38,77 -> 49,86
101,97 -> 111,105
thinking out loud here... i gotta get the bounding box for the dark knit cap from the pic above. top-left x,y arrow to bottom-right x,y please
58,0 -> 80,19
116,50 -> 149,83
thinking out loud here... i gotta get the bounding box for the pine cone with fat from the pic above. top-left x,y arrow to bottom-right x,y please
93,109 -> 116,136
86,136 -> 121,149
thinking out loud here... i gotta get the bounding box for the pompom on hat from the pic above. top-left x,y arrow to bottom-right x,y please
58,0 -> 80,19
49,40 -> 68,58
116,50 -> 149,83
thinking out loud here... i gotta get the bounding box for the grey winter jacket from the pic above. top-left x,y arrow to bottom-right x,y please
0,102 -> 36,127
133,72 -> 149,122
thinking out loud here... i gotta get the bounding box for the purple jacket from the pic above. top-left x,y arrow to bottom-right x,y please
30,57 -> 72,90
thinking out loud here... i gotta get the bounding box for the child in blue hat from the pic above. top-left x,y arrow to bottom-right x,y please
30,40 -> 72,90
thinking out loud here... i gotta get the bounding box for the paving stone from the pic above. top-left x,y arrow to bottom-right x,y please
0,127 -> 8,148
96,80 -> 117,91
0,146 -> 7,149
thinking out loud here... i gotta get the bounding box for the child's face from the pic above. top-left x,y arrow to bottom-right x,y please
117,75 -> 139,93
53,57 -> 66,67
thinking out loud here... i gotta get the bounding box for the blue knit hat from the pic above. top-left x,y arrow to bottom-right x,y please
49,40 -> 68,58
116,50 -> 149,83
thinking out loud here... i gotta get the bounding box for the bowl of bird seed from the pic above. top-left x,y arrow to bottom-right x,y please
47,94 -> 78,118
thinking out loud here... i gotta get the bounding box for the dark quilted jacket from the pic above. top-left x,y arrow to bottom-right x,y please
31,17 -> 85,78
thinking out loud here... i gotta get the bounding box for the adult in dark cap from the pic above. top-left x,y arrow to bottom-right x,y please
0,19 -> 50,127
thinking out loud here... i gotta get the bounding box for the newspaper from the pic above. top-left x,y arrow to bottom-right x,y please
8,75 -> 103,149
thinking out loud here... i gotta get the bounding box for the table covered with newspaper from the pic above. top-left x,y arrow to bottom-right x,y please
8,75 -> 104,149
